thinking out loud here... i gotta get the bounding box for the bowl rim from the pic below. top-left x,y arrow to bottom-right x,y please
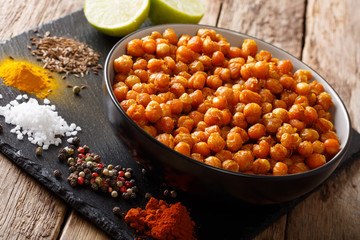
104,23 -> 352,180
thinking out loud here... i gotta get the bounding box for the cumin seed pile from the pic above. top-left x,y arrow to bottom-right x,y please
29,31 -> 102,79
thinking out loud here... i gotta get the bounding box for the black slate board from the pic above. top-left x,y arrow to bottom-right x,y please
1,9 -> 360,240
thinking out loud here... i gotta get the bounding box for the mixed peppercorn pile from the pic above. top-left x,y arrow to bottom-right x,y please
111,28 -> 341,176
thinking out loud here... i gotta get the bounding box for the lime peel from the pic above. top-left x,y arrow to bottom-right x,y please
84,0 -> 150,37
149,0 -> 205,25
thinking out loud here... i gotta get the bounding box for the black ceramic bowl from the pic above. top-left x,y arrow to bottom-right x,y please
103,24 -> 351,204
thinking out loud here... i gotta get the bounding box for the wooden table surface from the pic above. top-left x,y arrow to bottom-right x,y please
1,0 -> 359,239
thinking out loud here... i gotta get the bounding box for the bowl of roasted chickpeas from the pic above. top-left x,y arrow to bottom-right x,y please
103,24 -> 351,204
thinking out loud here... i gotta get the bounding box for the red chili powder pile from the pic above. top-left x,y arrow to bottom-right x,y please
124,197 -> 196,240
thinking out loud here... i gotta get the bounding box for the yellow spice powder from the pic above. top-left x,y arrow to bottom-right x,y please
0,59 -> 56,98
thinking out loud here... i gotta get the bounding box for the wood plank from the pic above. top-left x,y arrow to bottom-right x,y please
286,0 -> 360,238
199,0 -> 223,26
0,0 -> 84,239
0,154 -> 67,239
60,210 -> 110,240
217,1 -> 305,239
217,0 -> 305,58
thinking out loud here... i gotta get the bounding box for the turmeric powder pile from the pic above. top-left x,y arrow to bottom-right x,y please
0,58 -> 56,98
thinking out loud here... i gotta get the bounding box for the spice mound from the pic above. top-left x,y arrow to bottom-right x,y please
125,197 -> 196,240
30,34 -> 102,78
0,96 -> 80,149
0,59 -> 56,98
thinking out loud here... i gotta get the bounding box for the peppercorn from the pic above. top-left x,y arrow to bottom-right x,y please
114,165 -> 122,171
53,169 -> 62,178
130,179 -> 136,186
77,176 -> 84,185
116,181 -> 123,187
124,172 -> 131,179
103,168 -> 109,176
35,147 -> 43,156
130,193 -> 137,199
145,193 -> 152,200
69,166 -> 76,172
69,145 -> 76,150
170,190 -> 177,198
79,171 -> 85,178
58,153 -> 67,161
85,156 -> 93,162
95,177 -> 102,186
141,168 -> 147,174
126,168 -> 133,173
122,192 -> 130,200
94,167 -> 102,175
100,186 -> 107,193
93,155 -> 101,163
91,183 -> 99,191
67,157 -> 75,164
113,206 -> 122,216
132,186 -> 138,193
84,179 -> 90,185
73,85 -> 81,95
59,148 -> 68,155
164,189 -> 169,196
111,191 -> 118,198
66,147 -> 75,156
72,136 -> 80,146
83,145 -> 90,153
126,188 -> 133,195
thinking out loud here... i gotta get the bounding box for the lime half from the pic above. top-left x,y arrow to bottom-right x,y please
148,0 -> 205,25
84,0 -> 150,37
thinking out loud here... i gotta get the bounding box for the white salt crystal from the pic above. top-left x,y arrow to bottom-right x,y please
17,133 -> 23,140
65,132 -> 71,137
43,98 -> 50,104
75,126 -> 82,131
22,94 -> 28,99
71,131 -> 77,136
0,97 -> 81,149
16,95 -> 22,100
67,137 -> 74,143
0,94 -> 3,99
70,123 -> 76,131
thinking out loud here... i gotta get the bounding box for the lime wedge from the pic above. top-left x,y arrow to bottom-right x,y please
148,0 -> 205,25
84,0 -> 150,37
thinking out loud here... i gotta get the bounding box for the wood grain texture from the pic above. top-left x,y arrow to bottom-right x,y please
0,0 -> 84,239
286,0 -> 360,238
0,154 -> 66,240
217,0 -> 305,58
60,210 -> 110,240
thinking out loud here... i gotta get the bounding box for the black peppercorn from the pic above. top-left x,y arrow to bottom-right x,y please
72,136 -> 80,146
126,168 -> 133,173
132,186 -> 138,193
69,145 -> 76,150
58,148 -> 68,155
122,192 -> 130,200
100,186 -> 107,193
130,179 -> 136,186
53,169 -> 62,178
84,168 -> 91,175
94,167 -> 102,175
69,166 -> 76,172
170,190 -> 177,198
114,165 -> 122,171
145,193 -> 152,200
93,155 -> 101,163
164,189 -> 169,196
84,179 -> 90,185
58,153 -> 67,161
91,183 -> 99,191
113,206 -> 122,216
130,193 -> 136,199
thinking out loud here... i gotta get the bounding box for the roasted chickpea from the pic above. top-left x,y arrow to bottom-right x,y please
233,150 -> 254,171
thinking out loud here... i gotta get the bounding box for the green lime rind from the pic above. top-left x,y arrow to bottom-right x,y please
148,0 -> 204,25
84,0 -> 150,37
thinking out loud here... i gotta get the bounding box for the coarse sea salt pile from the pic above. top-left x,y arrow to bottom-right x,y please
0,95 -> 81,150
